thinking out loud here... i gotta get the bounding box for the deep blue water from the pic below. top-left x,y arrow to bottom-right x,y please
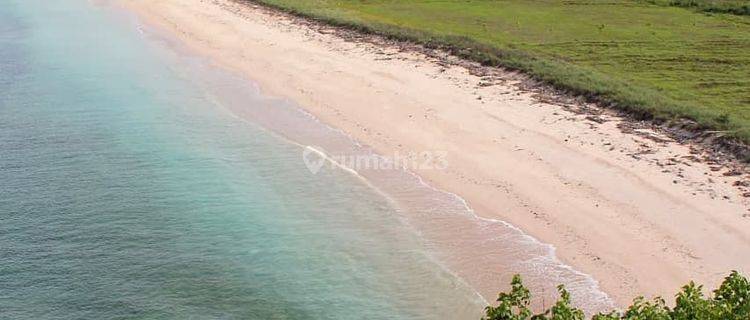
0,1 -> 485,319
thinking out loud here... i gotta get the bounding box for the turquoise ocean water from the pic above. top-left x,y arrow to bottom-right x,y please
0,1 -> 487,318
0,1 -> 614,319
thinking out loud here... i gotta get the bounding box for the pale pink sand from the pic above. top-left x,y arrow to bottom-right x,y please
121,0 -> 749,307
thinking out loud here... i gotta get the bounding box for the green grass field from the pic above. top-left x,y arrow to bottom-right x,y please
248,0 -> 750,145
652,0 -> 750,15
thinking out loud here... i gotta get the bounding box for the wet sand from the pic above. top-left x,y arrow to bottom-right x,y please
121,0 -> 750,307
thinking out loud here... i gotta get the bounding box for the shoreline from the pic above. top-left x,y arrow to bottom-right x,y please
120,0 -> 750,308
173,29 -> 615,313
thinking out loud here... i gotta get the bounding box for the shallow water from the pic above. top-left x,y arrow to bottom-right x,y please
0,1 -> 611,319
0,1 -> 487,318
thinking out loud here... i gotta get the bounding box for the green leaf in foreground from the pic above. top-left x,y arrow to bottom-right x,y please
484,271 -> 750,320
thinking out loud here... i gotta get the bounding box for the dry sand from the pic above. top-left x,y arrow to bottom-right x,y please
120,0 -> 750,307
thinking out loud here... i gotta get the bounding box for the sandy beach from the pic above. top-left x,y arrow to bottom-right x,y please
120,0 -> 750,307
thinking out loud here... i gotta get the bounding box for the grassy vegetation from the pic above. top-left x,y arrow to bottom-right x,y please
650,0 -> 750,16
483,271 -> 749,319
245,0 -> 750,146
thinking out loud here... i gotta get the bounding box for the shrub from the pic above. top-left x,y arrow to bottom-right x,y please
484,271 -> 749,320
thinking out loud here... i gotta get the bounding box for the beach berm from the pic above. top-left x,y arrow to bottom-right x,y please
122,0 -> 750,309
248,0 -> 750,148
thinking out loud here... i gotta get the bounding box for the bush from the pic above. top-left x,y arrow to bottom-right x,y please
483,271 -> 749,320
